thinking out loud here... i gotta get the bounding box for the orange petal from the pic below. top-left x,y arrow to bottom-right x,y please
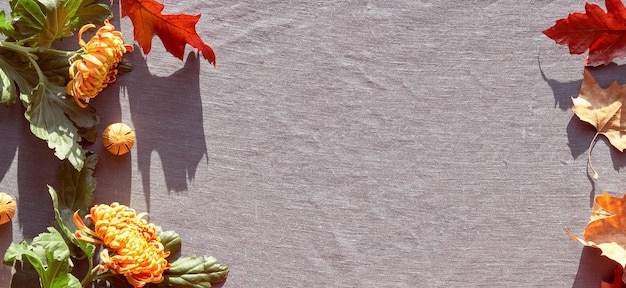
82,54 -> 103,67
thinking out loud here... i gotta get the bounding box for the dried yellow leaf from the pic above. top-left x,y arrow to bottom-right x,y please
572,70 -> 626,178
567,192 -> 626,268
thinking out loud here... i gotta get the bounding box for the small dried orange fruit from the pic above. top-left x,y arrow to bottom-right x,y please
103,123 -> 135,155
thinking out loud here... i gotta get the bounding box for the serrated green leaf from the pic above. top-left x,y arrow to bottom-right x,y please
49,185 -> 95,259
0,62 -> 15,105
50,273 -> 81,288
58,152 -> 97,213
10,0 -> 45,30
4,241 -> 46,276
0,10 -> 19,39
77,126 -> 96,143
4,227 -> 77,288
160,255 -> 229,288
36,50 -> 72,85
26,82 -> 84,169
39,249 -> 74,288
72,0 -> 111,28
6,0 -> 109,47
61,95 -> 98,130
38,0 -> 60,11
65,275 -> 81,288
38,0 -> 82,47
0,52 -> 37,106
0,45 -> 98,171
32,227 -> 69,262
24,81 -> 97,170
157,228 -> 182,257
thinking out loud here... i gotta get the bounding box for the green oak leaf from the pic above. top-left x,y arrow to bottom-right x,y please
23,80 -> 98,170
159,255 -> 229,288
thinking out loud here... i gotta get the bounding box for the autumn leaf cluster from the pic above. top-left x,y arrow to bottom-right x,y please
544,0 -> 626,286
0,0 -> 227,287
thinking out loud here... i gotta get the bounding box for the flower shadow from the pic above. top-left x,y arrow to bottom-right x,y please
14,119 -> 62,240
121,49 -> 207,209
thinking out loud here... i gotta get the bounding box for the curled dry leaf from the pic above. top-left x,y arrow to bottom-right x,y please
567,192 -> 626,268
572,70 -> 626,178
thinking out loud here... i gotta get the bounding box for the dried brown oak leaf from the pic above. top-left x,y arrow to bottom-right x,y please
567,192 -> 626,268
572,70 -> 626,179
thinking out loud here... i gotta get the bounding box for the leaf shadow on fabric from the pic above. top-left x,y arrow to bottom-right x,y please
540,66 -> 581,111
15,113 -> 60,239
0,105 -> 18,284
540,62 -> 626,111
122,49 -> 207,211
0,212 -> 12,284
572,246 -> 619,288
565,114 -> 600,206
0,105 -> 20,183
566,116 -> 596,160
609,145 -> 626,172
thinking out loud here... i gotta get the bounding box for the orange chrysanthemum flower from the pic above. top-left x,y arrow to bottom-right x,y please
67,20 -> 133,108
74,203 -> 170,287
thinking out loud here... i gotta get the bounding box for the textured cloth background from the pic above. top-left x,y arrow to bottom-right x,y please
0,0 -> 619,287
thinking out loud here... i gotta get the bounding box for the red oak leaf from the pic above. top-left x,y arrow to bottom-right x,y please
120,0 -> 215,65
543,0 -> 626,66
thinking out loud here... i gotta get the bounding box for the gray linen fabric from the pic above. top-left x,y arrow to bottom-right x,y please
0,0 -> 617,287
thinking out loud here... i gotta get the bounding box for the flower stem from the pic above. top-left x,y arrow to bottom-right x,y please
0,41 -> 76,86
81,266 -> 100,287
0,41 -> 75,57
